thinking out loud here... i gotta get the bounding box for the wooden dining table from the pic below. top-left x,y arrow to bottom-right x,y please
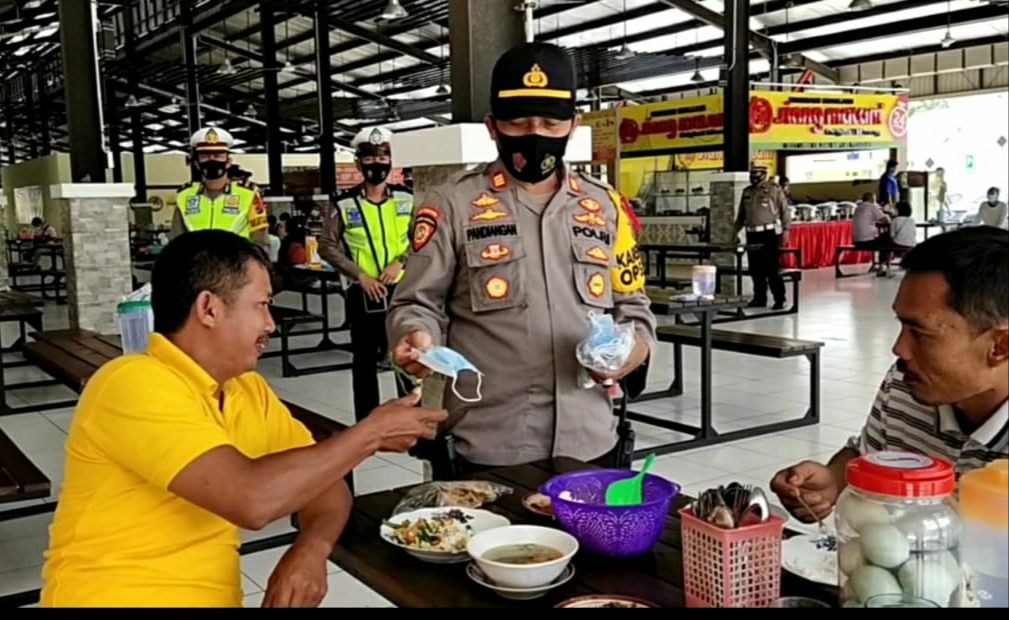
323,456 -> 836,608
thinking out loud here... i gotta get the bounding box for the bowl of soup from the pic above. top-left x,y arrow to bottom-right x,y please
467,525 -> 579,589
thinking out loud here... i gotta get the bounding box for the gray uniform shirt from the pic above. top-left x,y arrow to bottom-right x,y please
733,180 -> 792,234
386,163 -> 657,466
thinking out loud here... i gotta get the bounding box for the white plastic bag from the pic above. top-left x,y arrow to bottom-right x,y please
575,311 -> 635,388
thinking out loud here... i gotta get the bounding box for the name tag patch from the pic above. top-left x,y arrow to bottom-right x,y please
185,196 -> 200,215
396,201 -> 411,216
346,208 -> 364,228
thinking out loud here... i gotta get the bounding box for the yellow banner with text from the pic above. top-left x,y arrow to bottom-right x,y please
617,92 -> 908,155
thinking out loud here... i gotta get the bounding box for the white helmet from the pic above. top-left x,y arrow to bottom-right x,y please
352,126 -> 393,153
190,126 -> 234,153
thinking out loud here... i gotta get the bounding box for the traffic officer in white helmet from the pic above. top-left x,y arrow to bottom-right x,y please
172,127 -> 269,252
319,126 -> 414,422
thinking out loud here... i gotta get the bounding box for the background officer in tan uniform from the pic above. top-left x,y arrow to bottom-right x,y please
387,42 -> 657,478
733,163 -> 791,310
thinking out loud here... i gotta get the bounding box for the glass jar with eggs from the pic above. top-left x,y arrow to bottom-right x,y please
835,451 -> 961,608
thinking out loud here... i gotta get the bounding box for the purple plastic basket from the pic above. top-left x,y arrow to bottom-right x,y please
540,469 -> 680,557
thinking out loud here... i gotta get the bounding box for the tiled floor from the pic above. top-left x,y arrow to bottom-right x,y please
0,266 -> 904,606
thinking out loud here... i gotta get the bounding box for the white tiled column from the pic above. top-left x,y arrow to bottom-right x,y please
49,183 -> 135,334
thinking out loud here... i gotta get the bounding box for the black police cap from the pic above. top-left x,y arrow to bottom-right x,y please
490,42 -> 577,121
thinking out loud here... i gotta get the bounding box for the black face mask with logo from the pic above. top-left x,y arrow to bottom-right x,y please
360,162 -> 392,186
494,124 -> 570,184
198,160 -> 228,181
750,171 -> 767,186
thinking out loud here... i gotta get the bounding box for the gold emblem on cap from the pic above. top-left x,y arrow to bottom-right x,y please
522,64 -> 549,89
206,128 -> 219,144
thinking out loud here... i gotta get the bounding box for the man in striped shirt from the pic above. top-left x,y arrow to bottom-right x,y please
771,227 -> 1009,523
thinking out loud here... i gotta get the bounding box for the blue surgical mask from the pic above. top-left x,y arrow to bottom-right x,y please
417,346 -> 483,403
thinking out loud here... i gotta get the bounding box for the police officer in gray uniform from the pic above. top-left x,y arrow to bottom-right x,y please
733,163 -> 791,310
387,42 -> 657,478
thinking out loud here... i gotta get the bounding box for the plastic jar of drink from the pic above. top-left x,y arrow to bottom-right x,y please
117,300 -> 154,355
958,459 -> 1008,608
691,265 -> 716,299
835,451 -> 961,608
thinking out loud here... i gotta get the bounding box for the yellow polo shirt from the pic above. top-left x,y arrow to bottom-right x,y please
40,334 -> 315,608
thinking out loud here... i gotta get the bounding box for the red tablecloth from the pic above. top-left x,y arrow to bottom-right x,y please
781,221 -> 873,269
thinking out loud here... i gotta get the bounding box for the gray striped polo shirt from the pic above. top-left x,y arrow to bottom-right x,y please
847,364 -> 1008,475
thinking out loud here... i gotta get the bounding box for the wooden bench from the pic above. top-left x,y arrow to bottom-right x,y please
0,428 -> 52,522
834,244 -> 908,278
1,306 -> 44,359
644,325 -> 823,443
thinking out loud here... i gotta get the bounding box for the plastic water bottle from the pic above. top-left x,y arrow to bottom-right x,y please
959,459 -> 1008,608
117,300 -> 154,355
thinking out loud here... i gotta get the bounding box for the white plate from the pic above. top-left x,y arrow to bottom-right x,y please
380,507 -> 511,564
466,561 -> 575,600
782,534 -> 839,586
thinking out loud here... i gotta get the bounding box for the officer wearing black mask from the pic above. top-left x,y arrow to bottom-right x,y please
172,127 -> 269,253
319,126 -> 414,422
387,42 -> 657,478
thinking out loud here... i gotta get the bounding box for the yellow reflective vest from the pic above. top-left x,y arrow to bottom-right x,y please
334,185 -> 414,281
175,182 -> 267,238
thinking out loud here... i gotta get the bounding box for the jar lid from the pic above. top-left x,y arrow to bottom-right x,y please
691,265 -> 716,273
959,459 -> 1008,529
117,300 -> 151,312
846,451 -> 956,498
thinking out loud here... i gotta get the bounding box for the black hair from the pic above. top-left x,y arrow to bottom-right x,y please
151,230 -> 271,335
988,187 -> 1000,196
31,217 -> 43,226
896,201 -> 912,217
901,227 -> 1009,333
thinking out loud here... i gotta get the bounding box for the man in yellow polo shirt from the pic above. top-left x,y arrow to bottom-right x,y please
172,127 -> 270,253
40,230 -> 446,608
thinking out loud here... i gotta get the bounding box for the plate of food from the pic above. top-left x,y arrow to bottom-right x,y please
781,533 -> 839,586
554,595 -> 660,608
381,507 -> 511,564
522,492 -> 554,518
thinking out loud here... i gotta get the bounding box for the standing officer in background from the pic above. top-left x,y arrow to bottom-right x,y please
320,126 -> 414,422
173,127 -> 269,253
733,162 -> 791,310
387,42 -> 657,479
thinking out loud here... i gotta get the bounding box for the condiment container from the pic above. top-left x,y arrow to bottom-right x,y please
958,459 -> 1008,608
835,451 -> 961,608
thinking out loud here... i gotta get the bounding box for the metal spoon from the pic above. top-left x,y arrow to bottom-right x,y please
794,491 -> 827,534
738,487 -> 770,526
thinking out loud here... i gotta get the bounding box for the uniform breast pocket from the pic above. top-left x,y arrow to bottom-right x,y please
570,238 -> 614,310
464,238 -> 527,313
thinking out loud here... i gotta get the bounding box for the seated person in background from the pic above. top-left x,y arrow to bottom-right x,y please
973,187 -> 1008,230
31,216 -> 58,240
889,200 -> 917,248
41,230 -> 446,608
770,227 -> 1008,523
851,192 -> 889,247
278,217 -> 317,291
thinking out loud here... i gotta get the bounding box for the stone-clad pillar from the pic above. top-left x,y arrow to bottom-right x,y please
708,172 -> 751,295
0,200 -> 9,289
49,183 -> 135,333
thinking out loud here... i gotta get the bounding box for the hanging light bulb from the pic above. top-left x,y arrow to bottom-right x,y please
217,57 -> 235,75
614,44 -> 635,60
380,0 -> 408,20
940,30 -> 955,48
282,59 -> 295,74
847,0 -> 872,11
243,103 -> 257,118
124,94 -> 140,107
435,83 -> 450,95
